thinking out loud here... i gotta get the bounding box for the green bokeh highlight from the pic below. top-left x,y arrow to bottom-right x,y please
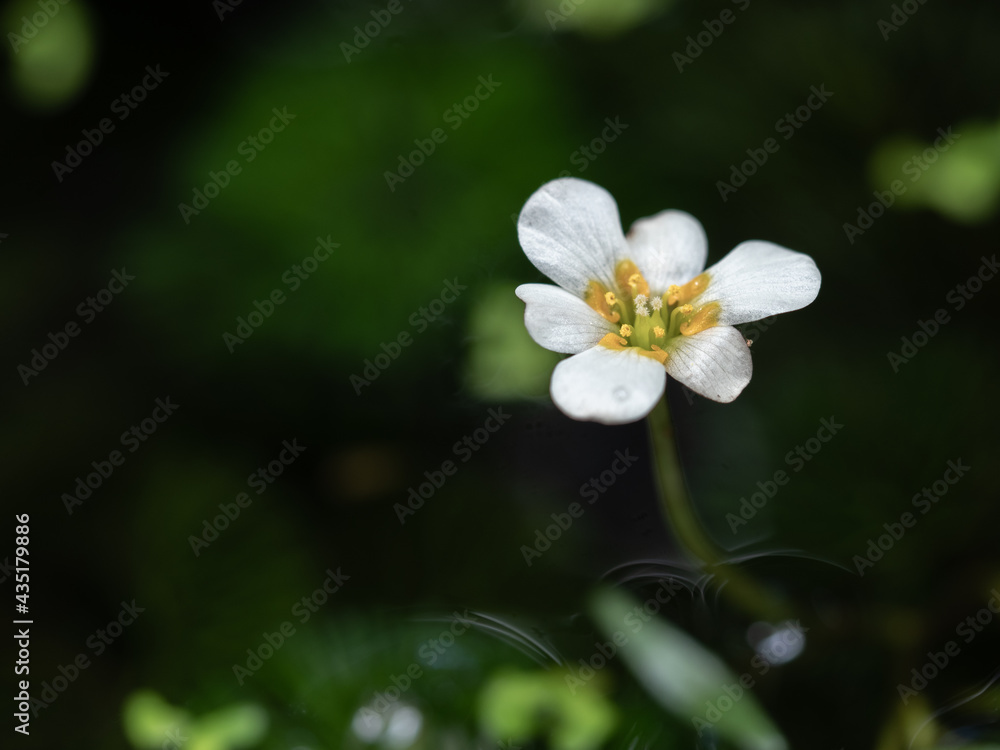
5,0 -> 94,108
123,690 -> 267,750
478,668 -> 617,750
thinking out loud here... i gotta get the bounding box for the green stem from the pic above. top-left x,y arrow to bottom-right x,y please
647,396 -> 795,623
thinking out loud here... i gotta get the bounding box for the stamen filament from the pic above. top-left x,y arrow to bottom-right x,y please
668,304 -> 693,337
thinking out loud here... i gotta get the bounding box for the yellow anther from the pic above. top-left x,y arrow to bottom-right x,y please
653,326 -> 666,338
680,302 -> 721,336
679,304 -> 694,314
668,272 -> 710,306
615,259 -> 650,298
584,281 -> 620,323
619,324 -> 633,337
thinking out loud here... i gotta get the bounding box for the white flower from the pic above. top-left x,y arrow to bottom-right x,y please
515,177 -> 821,424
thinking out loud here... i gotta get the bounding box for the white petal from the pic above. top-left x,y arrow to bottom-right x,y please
697,241 -> 821,326
551,346 -> 666,425
515,283 -> 616,354
664,326 -> 752,403
625,210 -> 708,293
518,178 -> 627,296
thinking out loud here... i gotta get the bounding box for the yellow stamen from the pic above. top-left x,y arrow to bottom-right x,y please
615,259 -> 650,298
619,324 -> 633,338
667,304 -> 694,335
679,302 -> 721,336
666,273 -> 710,306
597,332 -> 628,350
653,326 -> 666,338
637,345 -> 669,366
584,281 -> 620,323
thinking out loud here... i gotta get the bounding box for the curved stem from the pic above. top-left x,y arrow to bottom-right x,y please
647,396 -> 796,623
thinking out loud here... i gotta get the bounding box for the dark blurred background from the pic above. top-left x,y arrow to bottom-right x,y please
3,0 -> 999,748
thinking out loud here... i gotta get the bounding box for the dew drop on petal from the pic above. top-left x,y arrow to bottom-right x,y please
613,386 -> 629,401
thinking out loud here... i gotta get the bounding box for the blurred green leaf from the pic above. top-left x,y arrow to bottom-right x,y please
870,118 -> 1000,223
122,691 -> 267,750
123,690 -> 190,748
589,588 -> 787,750
190,704 -> 268,750
463,282 -> 560,399
478,668 -> 617,750
514,0 -> 671,36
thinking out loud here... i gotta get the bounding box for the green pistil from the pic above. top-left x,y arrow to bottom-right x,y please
613,288 -> 695,351
633,312 -> 653,347
633,308 -> 667,349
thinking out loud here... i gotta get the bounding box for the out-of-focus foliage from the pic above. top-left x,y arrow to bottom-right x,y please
870,115 -> 1000,223
590,588 -> 787,750
4,0 -> 1000,748
3,0 -> 94,108
514,0 -> 671,36
477,668 -> 618,750
463,282 -> 560,399
123,690 -> 267,750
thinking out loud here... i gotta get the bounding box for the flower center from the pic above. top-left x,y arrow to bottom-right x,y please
584,260 -> 719,366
